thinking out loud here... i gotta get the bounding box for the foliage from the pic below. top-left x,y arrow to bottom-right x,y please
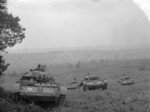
0,56 -> 9,75
0,0 -> 25,75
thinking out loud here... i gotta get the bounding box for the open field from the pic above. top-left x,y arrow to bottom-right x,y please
1,50 -> 150,112
4,49 -> 150,73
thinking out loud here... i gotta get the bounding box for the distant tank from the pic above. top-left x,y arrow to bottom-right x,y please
67,78 -> 79,90
79,74 -> 108,91
118,74 -> 134,86
12,65 -> 66,105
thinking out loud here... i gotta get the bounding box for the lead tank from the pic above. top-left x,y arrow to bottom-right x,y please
13,65 -> 66,104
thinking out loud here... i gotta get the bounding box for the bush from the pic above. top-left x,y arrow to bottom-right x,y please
0,87 -> 12,100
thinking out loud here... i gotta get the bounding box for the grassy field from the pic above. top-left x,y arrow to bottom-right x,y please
1,49 -> 150,111
1,57 -> 150,112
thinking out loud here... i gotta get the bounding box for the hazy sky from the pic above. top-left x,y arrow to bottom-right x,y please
7,0 -> 150,51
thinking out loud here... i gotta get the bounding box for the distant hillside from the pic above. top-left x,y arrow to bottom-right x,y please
3,49 -> 150,73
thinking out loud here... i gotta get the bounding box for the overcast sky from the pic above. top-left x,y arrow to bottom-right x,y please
7,0 -> 150,51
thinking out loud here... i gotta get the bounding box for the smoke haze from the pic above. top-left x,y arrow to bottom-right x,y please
7,0 -> 150,52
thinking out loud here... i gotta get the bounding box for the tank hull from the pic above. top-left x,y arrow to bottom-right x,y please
86,84 -> 105,89
19,93 -> 60,102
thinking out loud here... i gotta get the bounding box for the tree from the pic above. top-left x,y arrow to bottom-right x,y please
0,0 -> 25,75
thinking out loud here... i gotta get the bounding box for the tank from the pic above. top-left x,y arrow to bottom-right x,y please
12,65 -> 66,105
79,74 -> 108,91
67,82 -> 79,90
118,74 -> 134,86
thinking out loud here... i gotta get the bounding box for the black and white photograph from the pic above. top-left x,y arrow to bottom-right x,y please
0,0 -> 150,111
